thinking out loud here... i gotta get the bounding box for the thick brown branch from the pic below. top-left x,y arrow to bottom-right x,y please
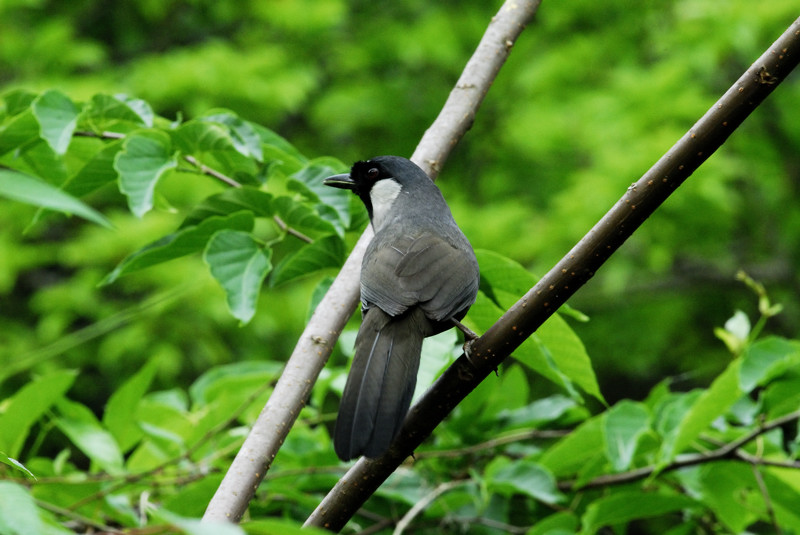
203,0 -> 541,524
305,17 -> 800,532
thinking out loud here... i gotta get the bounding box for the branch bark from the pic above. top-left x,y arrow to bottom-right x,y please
202,0 -> 542,523
304,16 -> 800,532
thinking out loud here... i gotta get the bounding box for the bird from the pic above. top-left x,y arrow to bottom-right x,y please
323,155 -> 480,461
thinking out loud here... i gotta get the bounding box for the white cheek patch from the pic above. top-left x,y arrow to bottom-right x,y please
369,179 -> 402,229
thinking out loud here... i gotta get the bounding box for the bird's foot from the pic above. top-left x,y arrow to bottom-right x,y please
450,318 -> 479,341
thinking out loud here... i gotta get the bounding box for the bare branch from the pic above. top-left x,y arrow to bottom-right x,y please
305,17 -> 800,532
203,0 -> 542,524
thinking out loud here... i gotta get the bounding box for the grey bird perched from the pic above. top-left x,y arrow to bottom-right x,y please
323,156 -> 480,461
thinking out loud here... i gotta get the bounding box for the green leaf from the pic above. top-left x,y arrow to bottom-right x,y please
0,169 -> 112,228
476,249 -> 537,307
527,512 -> 580,535
204,230 -> 272,324
189,361 -> 282,407
288,158 -> 350,229
604,400 -> 651,471
488,458 -> 564,504
472,250 -> 603,403
83,93 -> 154,131
739,336 -> 800,393
201,111 -> 264,161
270,235 -> 345,286
243,518 -> 331,535
250,122 -> 307,165
0,453 -> 36,480
271,196 -> 337,239
2,89 -> 37,116
663,360 -> 742,462
173,120 -> 237,154
113,94 -> 155,127
535,313 -> 604,403
62,139 -> 124,197
103,211 -> 254,284
0,369 -> 77,457
580,491 -> 698,534
539,417 -> 604,478
0,109 -> 40,156
114,129 -> 177,217
180,187 -> 274,228
55,399 -> 124,474
0,482 -> 44,535
31,89 -> 78,155
103,358 -> 160,452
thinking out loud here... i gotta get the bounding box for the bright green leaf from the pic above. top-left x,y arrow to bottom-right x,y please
527,512 -> 580,535
288,158 -> 350,229
83,93 -> 153,131
103,358 -> 160,452
604,400 -> 651,471
539,417 -> 604,478
173,120 -> 236,154
2,89 -> 37,116
536,313 -> 604,403
0,169 -> 112,228
31,89 -> 78,155
180,188 -> 274,228
103,211 -> 254,284
62,139 -> 124,197
271,196 -> 337,239
0,369 -> 77,457
114,129 -> 177,217
243,518 -> 331,535
0,109 -> 40,156
202,111 -> 264,161
0,453 -> 35,480
468,293 -> 578,397
664,360 -> 742,463
580,491 -> 698,534
55,399 -> 124,474
114,94 -> 155,127
189,360 -> 282,407
270,235 -> 345,286
489,459 -> 564,504
739,336 -> 800,393
0,482 -> 44,535
204,230 -> 272,323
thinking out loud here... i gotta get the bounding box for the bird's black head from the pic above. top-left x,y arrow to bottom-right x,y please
323,156 -> 432,224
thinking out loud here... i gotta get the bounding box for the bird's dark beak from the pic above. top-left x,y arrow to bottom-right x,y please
323,173 -> 356,190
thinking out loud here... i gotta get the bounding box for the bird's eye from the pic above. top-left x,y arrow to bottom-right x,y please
367,168 -> 380,180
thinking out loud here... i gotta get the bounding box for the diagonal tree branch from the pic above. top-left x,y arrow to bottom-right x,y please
304,16 -> 800,532
202,0 -> 542,523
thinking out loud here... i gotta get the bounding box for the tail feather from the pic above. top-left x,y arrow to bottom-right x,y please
334,308 -> 426,460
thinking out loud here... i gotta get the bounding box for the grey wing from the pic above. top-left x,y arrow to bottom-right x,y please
361,232 -> 479,321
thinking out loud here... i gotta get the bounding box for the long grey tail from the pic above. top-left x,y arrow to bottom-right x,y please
334,308 -> 426,461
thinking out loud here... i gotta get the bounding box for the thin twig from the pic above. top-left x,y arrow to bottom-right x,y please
393,480 -> 469,535
66,378 -> 273,510
35,499 -> 122,533
413,429 -> 569,460
273,214 -> 314,243
182,154 -> 242,188
559,409 -> 800,491
74,130 -> 316,243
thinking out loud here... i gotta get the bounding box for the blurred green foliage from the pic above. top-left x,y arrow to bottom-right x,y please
1,0 -> 799,533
